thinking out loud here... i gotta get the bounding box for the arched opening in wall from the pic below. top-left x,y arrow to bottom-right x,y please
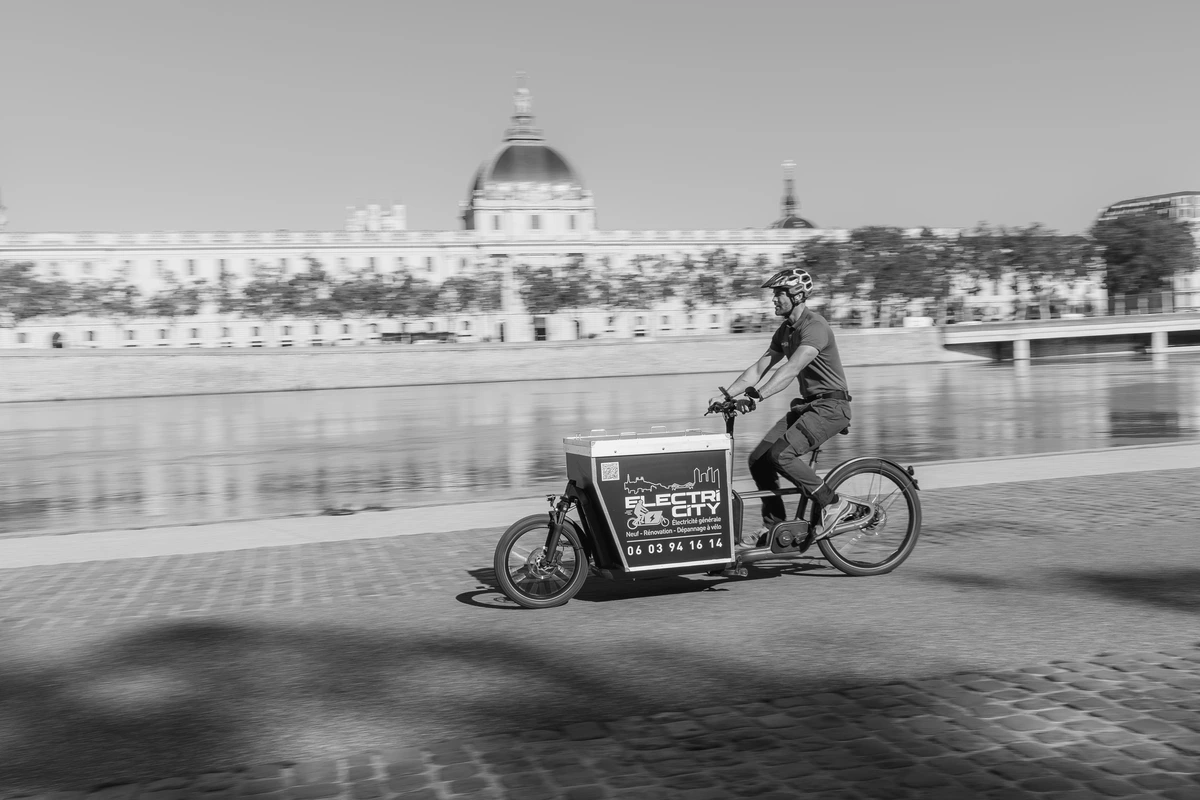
573,319 -> 582,340
18,333 -> 28,344
86,330 -> 96,343
533,316 -> 547,342
125,330 -> 137,347
157,329 -> 169,347
251,326 -> 263,348
634,316 -> 646,338
498,322 -> 506,343
51,332 -> 64,349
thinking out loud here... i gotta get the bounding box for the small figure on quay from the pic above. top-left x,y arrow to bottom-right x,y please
708,267 -> 854,546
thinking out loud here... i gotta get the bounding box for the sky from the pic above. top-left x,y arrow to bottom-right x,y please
1,0 -> 1198,235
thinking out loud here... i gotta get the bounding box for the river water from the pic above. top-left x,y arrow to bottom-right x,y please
2,353 -> 1198,537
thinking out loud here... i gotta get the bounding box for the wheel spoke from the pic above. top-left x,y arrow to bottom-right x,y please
823,465 -> 917,572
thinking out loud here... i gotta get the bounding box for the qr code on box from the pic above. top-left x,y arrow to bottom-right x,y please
600,462 -> 620,481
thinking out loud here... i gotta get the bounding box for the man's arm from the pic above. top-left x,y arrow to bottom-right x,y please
753,345 -> 819,401
725,349 -> 783,397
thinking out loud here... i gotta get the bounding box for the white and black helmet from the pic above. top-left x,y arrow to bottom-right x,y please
761,267 -> 814,300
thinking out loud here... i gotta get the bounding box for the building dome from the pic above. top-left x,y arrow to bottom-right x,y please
462,77 -> 594,232
467,78 -> 584,201
470,141 -> 583,195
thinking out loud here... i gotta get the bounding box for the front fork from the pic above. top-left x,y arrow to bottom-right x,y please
542,493 -> 576,568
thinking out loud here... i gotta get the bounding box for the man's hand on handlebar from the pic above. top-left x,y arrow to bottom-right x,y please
706,387 -> 756,416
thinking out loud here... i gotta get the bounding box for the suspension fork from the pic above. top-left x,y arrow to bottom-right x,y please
541,492 -> 576,568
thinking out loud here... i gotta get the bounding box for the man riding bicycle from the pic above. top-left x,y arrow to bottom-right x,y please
709,266 -> 853,547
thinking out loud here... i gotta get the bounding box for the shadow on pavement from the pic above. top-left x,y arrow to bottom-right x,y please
917,571 -> 1022,591
0,617 -> 1198,796
467,561 -> 835,607
1068,567 -> 1200,614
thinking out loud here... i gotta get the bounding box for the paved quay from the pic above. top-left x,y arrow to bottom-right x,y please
0,453 -> 1197,799
9,646 -> 1199,800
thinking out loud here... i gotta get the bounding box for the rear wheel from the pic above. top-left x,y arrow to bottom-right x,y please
494,514 -> 589,608
818,459 -> 921,576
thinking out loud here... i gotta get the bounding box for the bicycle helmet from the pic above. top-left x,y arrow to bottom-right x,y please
761,267 -> 814,300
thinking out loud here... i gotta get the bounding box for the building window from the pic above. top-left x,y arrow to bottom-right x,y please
187,259 -> 196,276
342,323 -> 350,334
710,314 -> 719,323
126,330 -> 136,341
155,260 -> 164,272
86,330 -> 96,341
493,215 -> 501,230
312,324 -> 320,335
569,215 -> 576,230
190,328 -> 199,339
222,327 -> 231,337
425,257 -> 433,272
463,320 -> 471,331
396,256 -> 406,269
49,262 -> 61,277
368,257 -> 377,271
282,325 -> 292,336
252,326 -> 260,337
122,260 -> 133,276
661,316 -> 669,326
459,257 -> 468,269
369,323 -> 379,334
218,259 -> 227,272
158,329 -> 168,339
338,257 -> 348,273
18,332 -> 27,344
280,258 -> 289,274
83,262 -> 94,275
530,215 -> 541,230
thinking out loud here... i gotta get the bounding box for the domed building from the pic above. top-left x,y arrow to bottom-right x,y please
461,80 -> 595,236
0,78 -> 835,347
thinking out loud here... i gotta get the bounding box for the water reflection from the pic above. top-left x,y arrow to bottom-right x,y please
2,354 -> 1198,536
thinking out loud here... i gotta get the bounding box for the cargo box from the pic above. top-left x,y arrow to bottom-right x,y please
564,429 -> 735,573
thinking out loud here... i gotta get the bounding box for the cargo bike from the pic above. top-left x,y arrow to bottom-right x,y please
493,391 -> 922,609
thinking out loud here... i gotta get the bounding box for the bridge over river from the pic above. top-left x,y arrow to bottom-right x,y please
942,310 -> 1200,360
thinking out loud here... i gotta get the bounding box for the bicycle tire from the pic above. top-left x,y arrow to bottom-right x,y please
494,514 -> 590,609
817,458 -> 921,576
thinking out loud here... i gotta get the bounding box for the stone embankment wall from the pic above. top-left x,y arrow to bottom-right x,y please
0,327 -> 983,403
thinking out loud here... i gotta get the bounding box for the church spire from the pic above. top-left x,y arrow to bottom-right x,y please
781,159 -> 797,218
503,72 -> 545,143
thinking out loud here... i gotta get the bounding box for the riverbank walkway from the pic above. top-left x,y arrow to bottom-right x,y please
1,444 -> 1198,799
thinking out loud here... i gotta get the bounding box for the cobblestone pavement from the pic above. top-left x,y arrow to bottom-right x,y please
2,646 -> 1199,800
1,468 -> 1197,629
0,468 -> 1198,799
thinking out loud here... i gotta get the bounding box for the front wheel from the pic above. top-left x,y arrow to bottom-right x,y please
494,514 -> 590,609
818,459 -> 921,576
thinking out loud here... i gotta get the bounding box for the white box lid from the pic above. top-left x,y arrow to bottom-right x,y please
564,428 -> 730,457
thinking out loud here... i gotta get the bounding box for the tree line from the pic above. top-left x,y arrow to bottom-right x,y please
1,216 -> 1194,325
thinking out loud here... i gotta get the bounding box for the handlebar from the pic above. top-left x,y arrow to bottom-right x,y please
705,386 -> 756,419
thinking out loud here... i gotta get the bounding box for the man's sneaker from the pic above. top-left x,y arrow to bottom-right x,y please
818,498 -> 854,539
739,524 -> 772,549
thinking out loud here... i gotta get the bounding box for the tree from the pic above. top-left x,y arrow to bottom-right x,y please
0,261 -> 75,322
992,224 -> 1097,318
1090,214 -> 1197,297
238,260 -> 290,325
437,271 -> 503,313
145,271 -> 207,326
281,256 -> 337,319
515,258 -> 591,314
